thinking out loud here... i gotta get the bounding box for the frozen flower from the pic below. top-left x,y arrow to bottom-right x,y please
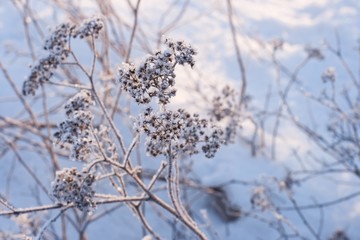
202,129 -> 223,158
65,90 -> 94,116
73,17 -> 104,39
51,168 -> 96,212
135,107 -> 223,158
117,38 -> 196,105
54,110 -> 95,161
44,23 -> 74,56
23,18 -> 104,96
23,23 -> 74,96
54,91 -> 96,161
54,110 -> 94,145
211,86 -> 237,121
23,54 -> 64,96
210,85 -> 240,144
117,54 -> 176,104
165,38 -> 197,67
53,91 -> 119,163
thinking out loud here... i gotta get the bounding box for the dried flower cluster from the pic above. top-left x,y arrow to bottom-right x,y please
23,18 -> 104,96
135,107 -> 223,158
53,90 -> 120,164
22,55 -> 63,96
73,17 -> 104,39
44,23 -> 74,56
64,89 -> 94,116
211,86 -> 237,121
54,90 -> 96,161
210,85 -> 241,143
51,168 -> 95,212
117,39 -> 226,159
117,39 -> 196,104
23,23 -> 74,96
165,38 -> 196,67
201,129 -> 224,158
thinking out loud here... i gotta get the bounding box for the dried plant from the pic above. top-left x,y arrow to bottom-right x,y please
1,11 -> 224,240
1,1 -> 358,240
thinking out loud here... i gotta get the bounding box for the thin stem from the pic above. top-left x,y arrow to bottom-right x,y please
111,0 -> 141,118
124,133 -> 139,167
134,206 -> 161,240
0,61 -> 37,123
47,81 -> 91,90
35,205 -> 72,240
0,196 -> 149,217
128,170 -> 208,240
0,134 -> 49,197
125,0 -> 141,62
41,85 -> 61,171
226,0 -> 247,106
0,203 -> 65,216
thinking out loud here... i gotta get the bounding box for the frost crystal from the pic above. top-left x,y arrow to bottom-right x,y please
51,168 -> 95,212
